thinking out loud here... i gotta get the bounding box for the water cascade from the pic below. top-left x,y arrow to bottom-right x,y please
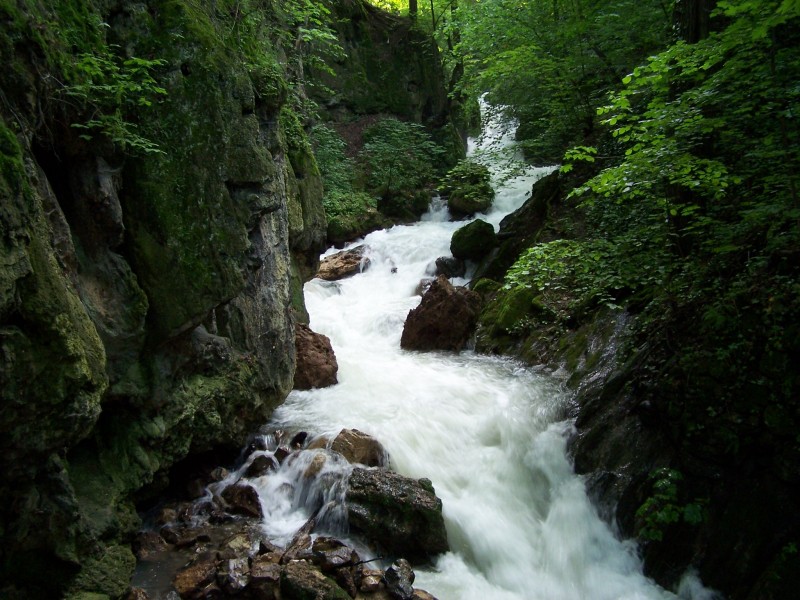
246,108 -> 712,600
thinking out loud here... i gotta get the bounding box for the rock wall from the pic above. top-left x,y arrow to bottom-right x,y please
0,1 -> 326,598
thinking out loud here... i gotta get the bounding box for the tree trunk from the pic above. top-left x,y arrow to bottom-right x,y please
409,0 -> 418,20
673,0 -> 717,43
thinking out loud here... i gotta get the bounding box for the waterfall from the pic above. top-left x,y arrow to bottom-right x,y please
258,105 -> 714,600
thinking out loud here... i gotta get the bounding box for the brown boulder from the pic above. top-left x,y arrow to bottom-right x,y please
317,245 -> 370,281
400,276 -> 481,351
173,553 -> 218,599
280,560 -> 351,600
221,483 -> 264,519
330,429 -> 388,467
294,323 -> 339,390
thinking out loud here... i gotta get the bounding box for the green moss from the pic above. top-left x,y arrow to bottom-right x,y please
66,545 -> 135,600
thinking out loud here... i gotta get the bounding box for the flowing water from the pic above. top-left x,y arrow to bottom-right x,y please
252,109 -> 715,600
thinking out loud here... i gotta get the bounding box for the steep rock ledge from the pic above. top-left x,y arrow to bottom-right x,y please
0,2 -> 325,597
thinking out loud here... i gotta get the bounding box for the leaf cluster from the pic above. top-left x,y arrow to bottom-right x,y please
635,468 -> 707,542
359,118 -> 445,196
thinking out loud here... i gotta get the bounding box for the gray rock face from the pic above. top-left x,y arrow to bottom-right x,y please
345,468 -> 449,564
385,559 -> 415,600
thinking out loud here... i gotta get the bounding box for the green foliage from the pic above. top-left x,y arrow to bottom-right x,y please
440,158 -> 492,195
452,0 -> 670,161
65,51 -> 167,154
359,118 -> 445,196
635,469 -> 707,542
310,124 -> 377,219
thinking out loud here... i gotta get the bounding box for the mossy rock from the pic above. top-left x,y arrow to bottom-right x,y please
442,160 -> 494,218
450,219 -> 497,261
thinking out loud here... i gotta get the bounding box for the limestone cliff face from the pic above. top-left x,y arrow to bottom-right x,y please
0,2 -> 325,597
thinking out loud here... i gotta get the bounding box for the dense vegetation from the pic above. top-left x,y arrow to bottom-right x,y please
370,0 -> 800,596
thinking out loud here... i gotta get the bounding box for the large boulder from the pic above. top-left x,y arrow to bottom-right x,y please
317,245 -> 371,281
345,468 -> 449,564
400,276 -> 481,351
294,323 -> 339,390
450,219 -> 497,261
434,256 -> 466,278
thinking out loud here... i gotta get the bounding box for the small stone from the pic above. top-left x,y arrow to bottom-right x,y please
125,587 -> 150,600
245,455 -> 278,478
218,557 -> 250,594
133,531 -> 168,560
155,507 -> 177,526
312,537 -> 359,572
412,589 -> 438,600
173,553 -> 218,598
274,447 -> 290,463
384,559 -> 415,600
290,431 -> 309,448
359,569 -> 384,592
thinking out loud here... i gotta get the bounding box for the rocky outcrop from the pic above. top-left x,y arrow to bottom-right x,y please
294,323 -> 339,390
450,219 -> 497,261
317,245 -> 371,281
0,2 -> 327,598
401,276 -> 481,351
345,468 -> 449,564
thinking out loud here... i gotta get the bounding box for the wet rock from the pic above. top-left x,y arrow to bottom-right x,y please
221,483 -> 263,519
173,553 -> 218,599
345,468 -> 449,564
294,323 -> 339,390
245,454 -> 278,478
330,429 -> 388,467
126,587 -> 150,600
156,507 -> 178,526
335,567 -> 358,598
317,245 -> 371,281
210,467 -> 230,482
160,525 -> 181,545
218,557 -> 250,594
218,529 -> 261,560
247,437 -> 269,454
312,537 -> 359,572
280,560 -> 351,600
274,446 -> 291,463
133,530 -> 169,560
400,276 -> 481,352
414,277 -> 435,296
450,219 -> 497,261
411,590 -> 438,600
281,516 -> 317,565
307,435 -> 331,450
359,568 -> 384,592
304,453 -> 328,478
434,256 -> 466,278
249,556 -> 282,600
384,559 -> 415,600
290,431 -> 309,448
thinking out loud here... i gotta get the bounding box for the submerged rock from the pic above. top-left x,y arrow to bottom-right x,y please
345,468 -> 449,564
294,323 -> 339,390
173,553 -> 218,599
401,276 -> 481,351
317,245 -> 371,281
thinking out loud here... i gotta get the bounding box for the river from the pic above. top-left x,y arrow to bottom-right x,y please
257,108 -> 714,600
